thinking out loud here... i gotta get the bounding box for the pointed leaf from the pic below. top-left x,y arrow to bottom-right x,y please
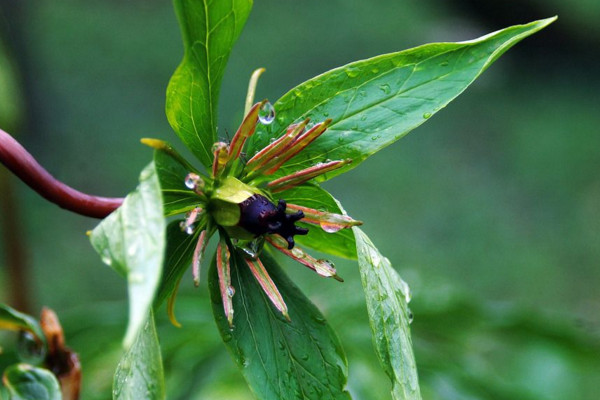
247,17 -> 556,181
153,220 -> 201,309
90,163 -> 166,348
280,184 -> 357,259
354,228 -> 420,400
209,251 -> 351,400
153,143 -> 205,217
112,312 -> 165,400
2,364 -> 61,400
166,0 -> 253,167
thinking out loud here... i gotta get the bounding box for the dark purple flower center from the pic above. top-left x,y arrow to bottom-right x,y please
238,194 -> 308,249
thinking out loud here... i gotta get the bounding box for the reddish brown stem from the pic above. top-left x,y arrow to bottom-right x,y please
0,128 -> 123,218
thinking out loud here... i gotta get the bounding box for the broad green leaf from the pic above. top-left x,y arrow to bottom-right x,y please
2,364 -> 61,400
113,312 -> 165,400
209,251 -> 351,400
153,146 -> 203,217
153,220 -> 200,308
279,184 -> 357,259
354,228 -> 420,400
166,0 -> 253,167
0,305 -> 45,347
90,163 -> 166,348
247,17 -> 556,181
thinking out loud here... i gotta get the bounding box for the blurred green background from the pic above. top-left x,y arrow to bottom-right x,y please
1,0 -> 599,399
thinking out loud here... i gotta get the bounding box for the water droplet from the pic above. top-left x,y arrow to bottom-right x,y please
101,250 -> 112,266
179,220 -> 195,235
379,83 -> 391,94
371,67 -> 380,74
184,173 -> 203,190
222,333 -> 232,342
440,60 -> 449,67
301,353 -> 309,361
345,67 -> 360,78
398,278 -> 412,304
423,112 -> 432,119
360,114 -> 367,121
227,286 -> 236,298
320,222 -> 342,233
371,135 -> 381,141
17,331 -> 45,363
236,236 -> 265,259
407,308 -> 414,324
258,101 -> 276,125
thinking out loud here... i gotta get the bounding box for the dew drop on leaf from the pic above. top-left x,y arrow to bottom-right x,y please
423,112 -> 432,119
379,83 -> 391,94
258,101 -> 276,125
320,222 -> 343,233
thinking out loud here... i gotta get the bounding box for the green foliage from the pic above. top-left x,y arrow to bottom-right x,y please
166,0 -> 253,167
113,312 -> 165,400
2,364 -> 61,400
209,251 -> 350,400
90,163 -> 166,348
247,17 -> 556,183
354,229 -> 419,400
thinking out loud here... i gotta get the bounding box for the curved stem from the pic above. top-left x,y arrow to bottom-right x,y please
0,128 -> 123,218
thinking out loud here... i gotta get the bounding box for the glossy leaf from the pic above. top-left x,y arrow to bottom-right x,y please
209,251 -> 351,400
112,312 -> 165,400
247,17 -> 556,181
90,163 -> 166,348
354,228 -> 420,400
153,143 -> 204,217
153,220 -> 200,309
0,304 -> 45,347
166,0 -> 253,167
280,184 -> 357,259
2,364 -> 61,400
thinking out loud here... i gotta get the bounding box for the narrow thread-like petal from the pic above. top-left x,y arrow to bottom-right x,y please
266,235 -> 343,281
192,229 -> 208,287
216,239 -> 234,326
228,100 -> 265,161
267,159 -> 351,192
245,120 -> 309,173
286,203 -> 362,233
244,257 -> 290,320
263,119 -> 332,175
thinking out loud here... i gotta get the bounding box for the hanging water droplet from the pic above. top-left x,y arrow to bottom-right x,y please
179,220 -> 195,235
407,308 -> 414,324
236,237 -> 265,259
398,278 -> 412,304
226,286 -> 236,298
17,331 -> 45,364
320,222 -> 342,233
101,249 -> 112,266
184,173 -> 202,190
258,101 -> 276,125
423,112 -> 432,119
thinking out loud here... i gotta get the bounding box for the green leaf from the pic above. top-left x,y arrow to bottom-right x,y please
153,220 -> 199,308
166,0 -> 253,167
2,364 -> 61,400
90,163 -> 166,348
0,305 -> 45,347
247,17 -> 556,181
153,146 -> 202,217
209,251 -> 351,400
353,228 -> 420,400
112,312 -> 165,400
279,184 -> 357,259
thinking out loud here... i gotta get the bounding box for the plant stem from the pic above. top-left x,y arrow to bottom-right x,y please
0,128 -> 123,218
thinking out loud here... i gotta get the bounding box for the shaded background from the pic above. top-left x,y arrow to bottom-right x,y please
1,0 -> 599,398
